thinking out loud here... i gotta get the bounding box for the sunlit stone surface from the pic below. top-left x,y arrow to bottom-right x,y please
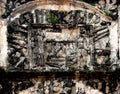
0,0 -> 119,94
0,0 -> 119,71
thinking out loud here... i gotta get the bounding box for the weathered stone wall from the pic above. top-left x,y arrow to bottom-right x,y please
0,71 -> 119,94
0,0 -> 120,94
0,0 -> 116,71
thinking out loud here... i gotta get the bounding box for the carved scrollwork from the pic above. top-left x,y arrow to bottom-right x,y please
7,9 -> 111,71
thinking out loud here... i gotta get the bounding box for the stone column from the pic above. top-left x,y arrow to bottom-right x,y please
118,6 -> 120,59
0,0 -> 6,16
109,19 -> 118,64
0,19 -> 8,68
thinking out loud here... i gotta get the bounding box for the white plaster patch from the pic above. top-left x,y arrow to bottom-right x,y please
109,22 -> 118,62
0,20 -> 8,68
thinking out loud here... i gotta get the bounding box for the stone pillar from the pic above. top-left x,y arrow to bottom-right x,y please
118,6 -> 120,59
0,19 -> 8,68
0,0 -> 6,15
109,21 -> 118,63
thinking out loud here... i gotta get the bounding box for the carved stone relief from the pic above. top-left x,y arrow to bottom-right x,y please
0,72 -> 119,94
6,9 -> 113,71
0,0 -> 120,94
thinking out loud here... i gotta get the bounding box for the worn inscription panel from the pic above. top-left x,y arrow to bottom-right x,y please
6,9 -> 113,71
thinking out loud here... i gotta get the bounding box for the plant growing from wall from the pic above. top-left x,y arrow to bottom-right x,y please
49,13 -> 59,24
89,2 -> 96,6
104,11 -> 110,16
80,0 -> 84,2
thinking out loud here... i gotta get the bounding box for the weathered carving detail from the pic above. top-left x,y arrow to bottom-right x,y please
1,0 -> 34,18
7,9 -> 112,71
7,17 -> 28,68
0,1 -> 119,94
97,0 -> 118,20
0,75 -> 119,94
34,9 -> 103,27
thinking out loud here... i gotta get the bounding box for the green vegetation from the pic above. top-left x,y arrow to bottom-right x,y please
104,11 -> 110,16
89,2 -> 96,6
80,0 -> 84,2
49,13 -> 59,24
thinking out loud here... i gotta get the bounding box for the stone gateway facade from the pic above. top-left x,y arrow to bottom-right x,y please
0,0 -> 120,94
0,0 -> 118,71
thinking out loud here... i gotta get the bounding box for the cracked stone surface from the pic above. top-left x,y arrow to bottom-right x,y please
0,0 -> 120,94
0,0 -> 118,71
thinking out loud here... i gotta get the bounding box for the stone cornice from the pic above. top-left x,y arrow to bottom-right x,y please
9,0 -> 111,21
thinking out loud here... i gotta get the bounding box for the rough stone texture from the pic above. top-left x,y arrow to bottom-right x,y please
0,0 -> 120,94
0,71 -> 119,94
0,0 -> 117,71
